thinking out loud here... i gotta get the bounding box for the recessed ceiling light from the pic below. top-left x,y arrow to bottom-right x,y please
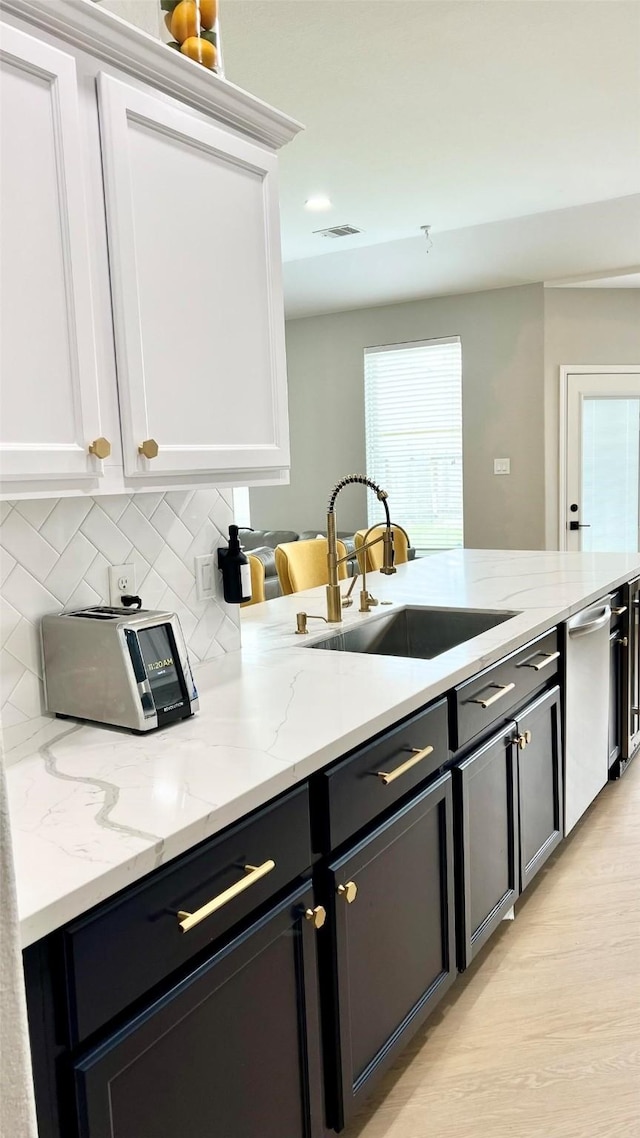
305,195 -> 332,212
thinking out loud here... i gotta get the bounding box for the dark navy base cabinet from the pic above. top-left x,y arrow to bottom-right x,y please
74,884 -> 324,1138
24,648 -> 569,1138
321,773 -> 456,1132
454,686 -> 563,971
516,687 -> 563,891
454,727 -> 520,970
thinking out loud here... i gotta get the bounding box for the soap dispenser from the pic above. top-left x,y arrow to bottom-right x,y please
217,525 -> 252,604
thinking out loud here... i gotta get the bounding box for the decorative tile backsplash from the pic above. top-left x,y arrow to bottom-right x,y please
0,490 -> 239,756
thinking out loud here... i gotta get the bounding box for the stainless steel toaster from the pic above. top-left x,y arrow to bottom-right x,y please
41,607 -> 199,732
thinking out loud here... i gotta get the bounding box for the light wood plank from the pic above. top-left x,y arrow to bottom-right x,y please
343,760 -> 640,1138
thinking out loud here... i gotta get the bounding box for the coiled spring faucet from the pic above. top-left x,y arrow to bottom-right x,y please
326,475 -> 396,622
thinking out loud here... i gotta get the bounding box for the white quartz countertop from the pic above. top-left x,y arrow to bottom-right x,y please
7,548 -> 640,947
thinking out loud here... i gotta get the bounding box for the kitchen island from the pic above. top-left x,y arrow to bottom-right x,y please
7,547 -> 640,947
7,548 -> 640,1138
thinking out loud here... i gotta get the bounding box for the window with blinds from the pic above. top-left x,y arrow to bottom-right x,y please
364,337 -> 463,551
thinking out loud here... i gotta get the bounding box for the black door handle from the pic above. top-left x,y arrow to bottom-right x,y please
569,521 -> 591,531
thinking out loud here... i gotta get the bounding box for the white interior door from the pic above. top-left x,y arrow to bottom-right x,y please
562,367 -> 640,552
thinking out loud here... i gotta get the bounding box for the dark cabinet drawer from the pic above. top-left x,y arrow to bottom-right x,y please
64,784 -> 311,1044
314,698 -> 449,852
453,628 -> 559,750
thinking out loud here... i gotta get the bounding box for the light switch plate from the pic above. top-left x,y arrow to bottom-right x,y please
195,554 -> 216,601
494,458 -> 511,475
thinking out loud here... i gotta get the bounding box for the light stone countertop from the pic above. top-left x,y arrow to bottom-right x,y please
7,548 -> 640,948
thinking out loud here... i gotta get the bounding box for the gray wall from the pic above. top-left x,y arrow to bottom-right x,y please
543,288 -> 640,547
251,284 -> 546,549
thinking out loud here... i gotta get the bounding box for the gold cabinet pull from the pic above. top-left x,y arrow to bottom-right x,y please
377,744 -> 434,786
515,730 -> 532,750
138,438 -> 159,459
517,650 -> 560,672
88,437 -> 111,460
470,682 -> 515,709
337,881 -> 358,904
177,859 -> 275,932
305,905 -> 327,929
612,606 -> 628,616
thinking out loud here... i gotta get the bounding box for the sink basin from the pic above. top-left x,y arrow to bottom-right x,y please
305,605 -> 520,661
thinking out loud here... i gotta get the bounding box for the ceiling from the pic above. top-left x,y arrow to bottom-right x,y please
223,0 -> 640,316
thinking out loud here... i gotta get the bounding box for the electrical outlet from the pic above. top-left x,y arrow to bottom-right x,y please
108,563 -> 136,607
195,554 -> 216,601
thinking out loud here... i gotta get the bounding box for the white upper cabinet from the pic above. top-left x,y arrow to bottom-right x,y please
0,24 -> 106,486
0,2 -> 300,499
98,74 -> 290,481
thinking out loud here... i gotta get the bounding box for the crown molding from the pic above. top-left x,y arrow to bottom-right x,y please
0,0 -> 303,149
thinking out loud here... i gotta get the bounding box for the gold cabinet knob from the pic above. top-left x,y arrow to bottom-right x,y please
304,905 -> 326,930
516,730 -> 532,750
88,437 -> 111,460
138,438 -> 159,460
337,881 -> 358,904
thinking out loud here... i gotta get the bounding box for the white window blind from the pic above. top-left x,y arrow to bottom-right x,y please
364,337 -> 463,550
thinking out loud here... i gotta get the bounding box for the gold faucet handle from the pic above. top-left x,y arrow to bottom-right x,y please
359,590 -> 379,613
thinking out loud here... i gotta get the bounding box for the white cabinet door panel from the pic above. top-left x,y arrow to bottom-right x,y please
0,24 -> 103,484
98,74 -> 289,479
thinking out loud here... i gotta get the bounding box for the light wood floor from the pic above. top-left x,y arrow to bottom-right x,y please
343,758 -> 640,1138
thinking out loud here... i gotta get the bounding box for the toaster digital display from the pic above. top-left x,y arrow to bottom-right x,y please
137,624 -> 186,714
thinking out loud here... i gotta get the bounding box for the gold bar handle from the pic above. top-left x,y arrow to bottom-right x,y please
518,650 -> 560,672
612,606 -> 628,616
470,682 -> 516,709
377,744 -> 434,785
178,859 -> 275,933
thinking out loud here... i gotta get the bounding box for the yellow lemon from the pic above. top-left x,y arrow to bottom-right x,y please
170,0 -> 199,43
180,35 -> 217,69
199,0 -> 217,30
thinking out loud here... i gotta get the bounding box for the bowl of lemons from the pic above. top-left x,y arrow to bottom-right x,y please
160,0 -> 221,74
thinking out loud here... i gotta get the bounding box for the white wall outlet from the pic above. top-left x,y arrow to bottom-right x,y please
108,563 -> 136,607
493,458 -> 511,475
195,554 -> 216,601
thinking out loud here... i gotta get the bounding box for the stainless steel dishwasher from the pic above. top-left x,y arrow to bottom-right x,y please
564,595 -> 613,834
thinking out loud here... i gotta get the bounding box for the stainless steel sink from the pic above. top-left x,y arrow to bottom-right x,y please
304,605 -> 520,661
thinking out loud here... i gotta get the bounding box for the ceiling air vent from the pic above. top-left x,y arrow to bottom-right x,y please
313,224 -> 363,238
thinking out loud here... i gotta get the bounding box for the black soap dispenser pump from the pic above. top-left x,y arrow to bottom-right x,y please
218,525 -> 252,604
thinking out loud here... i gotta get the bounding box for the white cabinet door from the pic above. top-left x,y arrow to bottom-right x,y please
97,74 -> 290,480
0,24 -> 105,486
